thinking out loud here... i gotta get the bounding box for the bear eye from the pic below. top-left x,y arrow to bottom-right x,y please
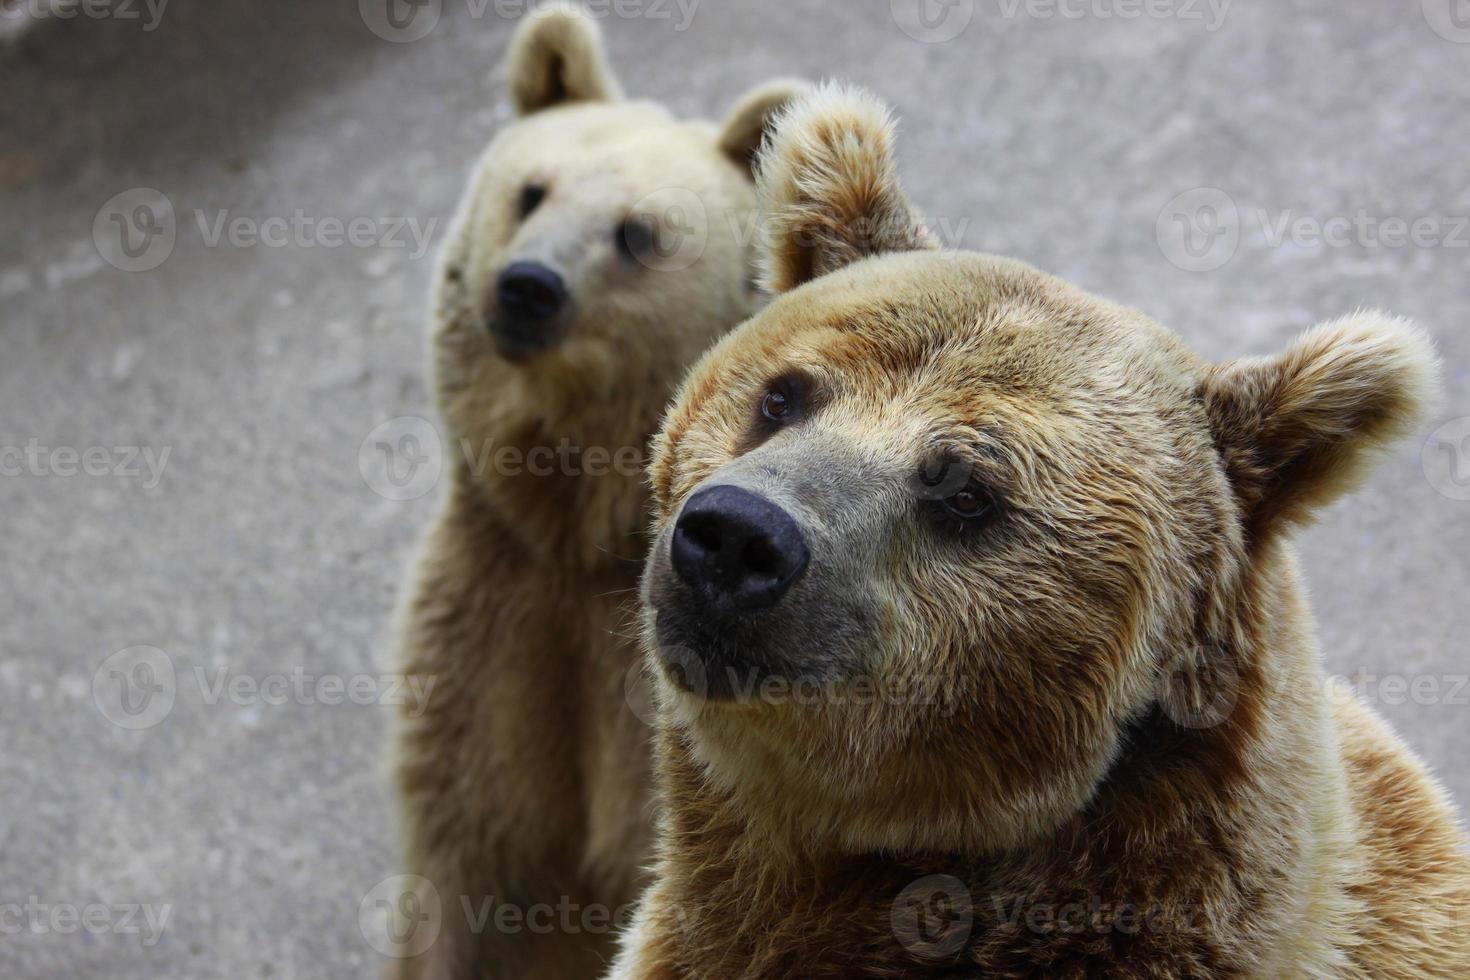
914,456 -> 1001,535
616,217 -> 656,263
942,485 -> 994,520
761,391 -> 790,422
517,183 -> 547,220
745,373 -> 810,447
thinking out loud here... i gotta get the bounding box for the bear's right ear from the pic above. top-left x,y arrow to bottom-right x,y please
755,83 -> 937,294
508,4 -> 623,117
1201,313 -> 1439,538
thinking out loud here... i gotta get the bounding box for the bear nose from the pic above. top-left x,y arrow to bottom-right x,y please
670,485 -> 809,612
495,262 -> 568,322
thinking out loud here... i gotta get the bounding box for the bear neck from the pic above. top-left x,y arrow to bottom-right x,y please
438,372 -> 662,576
648,539 -> 1359,975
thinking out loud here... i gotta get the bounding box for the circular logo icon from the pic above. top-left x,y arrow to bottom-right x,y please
624,187 -> 710,273
654,643 -> 709,704
1422,417 -> 1470,501
359,875 -> 442,959
908,455 -> 976,501
360,0 -> 442,43
624,657 -> 662,728
1156,187 -> 1240,273
359,416 -> 444,501
1158,645 -> 1240,730
1424,0 -> 1470,43
93,188 -> 176,273
891,874 -> 974,960
891,0 -> 975,43
93,646 -> 177,730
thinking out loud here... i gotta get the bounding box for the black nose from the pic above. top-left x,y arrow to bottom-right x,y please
671,485 -> 809,612
496,262 -> 567,322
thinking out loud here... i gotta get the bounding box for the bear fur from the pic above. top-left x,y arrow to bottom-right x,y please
610,85 -> 1470,979
387,7 -> 803,978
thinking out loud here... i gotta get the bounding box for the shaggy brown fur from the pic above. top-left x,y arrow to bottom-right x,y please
610,85 -> 1470,979
387,7 -> 803,979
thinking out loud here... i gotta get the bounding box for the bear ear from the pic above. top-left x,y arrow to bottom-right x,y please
716,79 -> 810,177
508,3 -> 623,117
755,83 -> 938,294
1201,313 -> 1439,537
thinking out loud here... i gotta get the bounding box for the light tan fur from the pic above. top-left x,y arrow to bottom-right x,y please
611,85 -> 1470,979
387,8 -> 803,979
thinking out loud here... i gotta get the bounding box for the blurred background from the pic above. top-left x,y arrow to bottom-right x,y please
1,0 -> 1467,976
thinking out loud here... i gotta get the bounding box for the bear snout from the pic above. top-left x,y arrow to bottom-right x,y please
485,260 -> 571,358
670,484 -> 810,614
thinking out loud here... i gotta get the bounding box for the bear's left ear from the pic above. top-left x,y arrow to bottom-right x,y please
716,79 -> 810,176
755,83 -> 938,294
1201,313 -> 1439,536
508,4 -> 623,116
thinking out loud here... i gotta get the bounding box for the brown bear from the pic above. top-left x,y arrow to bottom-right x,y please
387,7 -> 803,978
610,85 -> 1470,979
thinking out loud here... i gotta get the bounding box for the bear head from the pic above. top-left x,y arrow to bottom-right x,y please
433,3 -> 804,566
640,84 -> 1439,856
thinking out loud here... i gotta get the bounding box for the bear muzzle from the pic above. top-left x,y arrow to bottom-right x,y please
485,261 -> 572,359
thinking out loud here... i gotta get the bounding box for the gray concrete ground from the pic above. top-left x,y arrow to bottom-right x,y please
1,0 -> 1467,976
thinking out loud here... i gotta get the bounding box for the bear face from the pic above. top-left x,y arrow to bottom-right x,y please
431,4 -> 803,565
639,85 -> 1438,859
